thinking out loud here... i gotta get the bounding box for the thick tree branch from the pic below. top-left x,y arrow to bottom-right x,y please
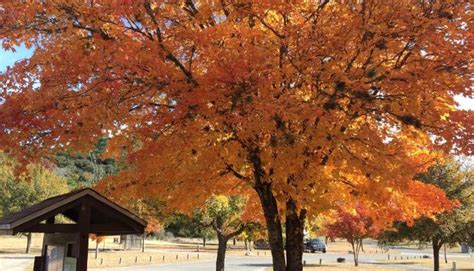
221,162 -> 250,181
226,223 -> 246,239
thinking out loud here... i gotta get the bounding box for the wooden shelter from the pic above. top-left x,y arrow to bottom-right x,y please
0,188 -> 147,271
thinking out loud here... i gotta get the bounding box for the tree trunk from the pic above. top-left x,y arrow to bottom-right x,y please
432,239 -> 442,271
251,149 -> 286,271
216,236 -> 228,271
203,237 -> 207,247
212,216 -> 245,271
233,238 -> 236,246
351,241 -> 356,266
245,239 -> 249,251
443,244 -> 447,264
285,199 -> 306,271
95,241 -> 99,259
254,181 -> 286,271
350,239 -> 361,266
25,233 -> 32,254
142,234 -> 145,253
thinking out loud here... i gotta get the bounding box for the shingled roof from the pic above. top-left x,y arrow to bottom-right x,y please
0,188 -> 147,235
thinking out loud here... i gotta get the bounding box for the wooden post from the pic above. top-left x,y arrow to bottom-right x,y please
25,233 -> 32,254
77,202 -> 91,271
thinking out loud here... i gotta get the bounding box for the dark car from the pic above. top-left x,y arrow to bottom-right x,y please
304,238 -> 327,253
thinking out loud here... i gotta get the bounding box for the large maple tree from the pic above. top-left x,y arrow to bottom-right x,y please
1,1 -> 472,270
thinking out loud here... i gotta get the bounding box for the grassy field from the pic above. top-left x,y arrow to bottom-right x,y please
0,234 -> 43,254
88,250 -> 213,268
1,235 -> 473,270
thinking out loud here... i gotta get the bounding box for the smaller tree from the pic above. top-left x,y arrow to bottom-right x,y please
0,153 -> 69,253
164,212 -> 215,246
90,234 -> 105,259
325,205 -> 377,266
202,195 -> 248,271
379,162 -> 473,271
142,217 -> 161,252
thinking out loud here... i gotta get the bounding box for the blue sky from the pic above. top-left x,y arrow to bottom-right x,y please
0,44 -> 33,72
0,46 -> 472,109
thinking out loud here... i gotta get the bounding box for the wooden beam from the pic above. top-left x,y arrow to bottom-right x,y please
90,224 -> 137,236
90,224 -> 134,233
93,231 -> 139,236
20,224 -> 78,233
18,223 -> 135,234
77,201 -> 90,271
13,201 -> 81,233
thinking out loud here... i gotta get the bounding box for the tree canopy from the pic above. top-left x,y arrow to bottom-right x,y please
0,153 -> 69,217
379,162 -> 474,271
1,1 -> 471,270
0,153 -> 69,253
202,195 -> 249,271
325,204 -> 379,266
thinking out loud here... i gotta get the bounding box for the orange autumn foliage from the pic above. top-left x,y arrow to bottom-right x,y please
322,181 -> 459,238
145,217 -> 161,234
89,234 -> 105,244
0,1 -> 471,255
